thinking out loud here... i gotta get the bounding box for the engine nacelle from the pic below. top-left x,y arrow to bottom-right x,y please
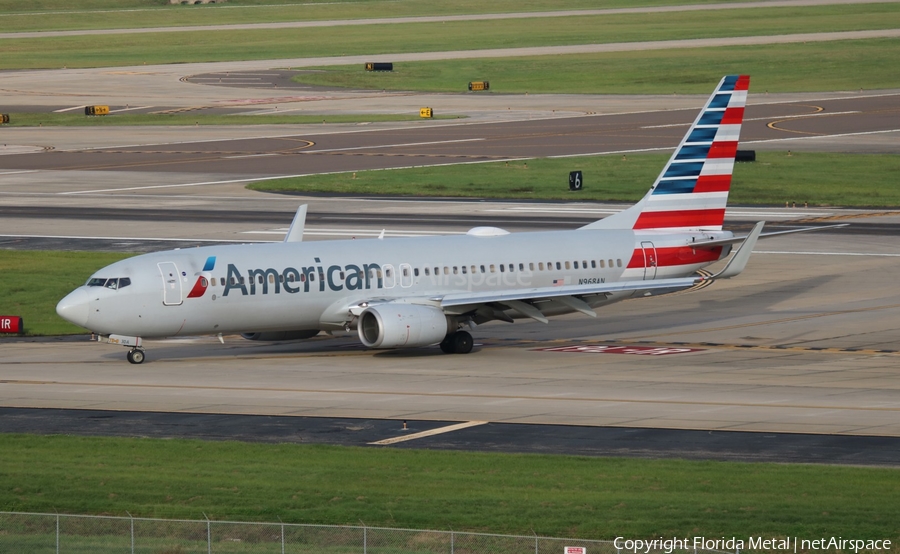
241,330 -> 320,341
358,303 -> 451,349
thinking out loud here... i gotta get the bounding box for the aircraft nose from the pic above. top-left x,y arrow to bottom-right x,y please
57,288 -> 90,328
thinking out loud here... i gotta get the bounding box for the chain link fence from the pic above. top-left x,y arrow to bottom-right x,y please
0,511 -> 731,554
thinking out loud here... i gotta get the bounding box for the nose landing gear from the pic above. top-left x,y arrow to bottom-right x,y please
107,334 -> 145,364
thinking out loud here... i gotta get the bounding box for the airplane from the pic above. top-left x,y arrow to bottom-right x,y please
55,75 -> 806,364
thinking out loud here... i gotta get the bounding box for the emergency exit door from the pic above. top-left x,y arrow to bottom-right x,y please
158,262 -> 183,306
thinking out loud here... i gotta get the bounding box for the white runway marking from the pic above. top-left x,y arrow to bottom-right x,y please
3,0 -> 893,37
642,111 -> 863,129
60,175 -> 297,195
0,148 -> 44,156
755,250 -> 900,257
59,157 -> 519,195
726,210 -> 832,217
5,233 -> 893,256
369,421 -> 489,445
0,233 -> 275,243
487,206 -> 833,218
109,105 -> 153,113
221,153 -> 281,159
53,106 -> 87,113
309,137 -> 485,154
744,128 -> 900,145
243,227 -> 463,238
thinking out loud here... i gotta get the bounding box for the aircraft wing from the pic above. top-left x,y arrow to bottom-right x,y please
439,276 -> 698,307
437,277 -> 700,322
349,276 -> 703,323
436,221 -> 764,323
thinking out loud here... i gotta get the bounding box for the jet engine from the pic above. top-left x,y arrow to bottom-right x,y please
240,330 -> 320,341
358,304 -> 451,349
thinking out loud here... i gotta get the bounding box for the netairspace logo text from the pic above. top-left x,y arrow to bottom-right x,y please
613,536 -> 893,553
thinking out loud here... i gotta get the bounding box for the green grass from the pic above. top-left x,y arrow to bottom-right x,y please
0,434 -> 898,541
0,250 -> 129,336
0,0 -> 806,32
2,4 -> 897,70
251,152 -> 900,208
2,112 -> 463,127
292,38 -> 900,94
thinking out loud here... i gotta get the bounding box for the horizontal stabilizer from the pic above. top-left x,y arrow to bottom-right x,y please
689,223 -> 848,250
710,221 -> 763,279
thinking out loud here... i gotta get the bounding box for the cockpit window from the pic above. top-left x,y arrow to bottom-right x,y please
86,277 -> 130,289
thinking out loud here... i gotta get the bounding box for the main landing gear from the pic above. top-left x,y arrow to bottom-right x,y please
439,331 -> 474,354
126,348 -> 146,364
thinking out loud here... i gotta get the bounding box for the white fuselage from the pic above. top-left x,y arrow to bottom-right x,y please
62,227 -> 730,338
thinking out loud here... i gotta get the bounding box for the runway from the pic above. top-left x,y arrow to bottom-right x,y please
2,40 -> 900,461
1,92 -> 898,180
7,0 -> 889,40
3,228 -> 900,443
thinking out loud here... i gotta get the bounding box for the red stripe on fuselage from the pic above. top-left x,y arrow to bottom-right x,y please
627,245 -> 724,269
633,209 -> 726,229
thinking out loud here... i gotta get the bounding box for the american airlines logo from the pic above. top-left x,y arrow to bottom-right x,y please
223,261 -> 384,296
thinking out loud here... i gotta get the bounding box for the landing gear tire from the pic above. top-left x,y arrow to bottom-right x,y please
127,349 -> 145,364
440,331 -> 474,354
439,335 -> 455,354
452,331 -> 473,354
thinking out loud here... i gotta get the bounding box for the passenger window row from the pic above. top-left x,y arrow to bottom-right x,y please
207,258 -> 624,288
418,258 -> 622,276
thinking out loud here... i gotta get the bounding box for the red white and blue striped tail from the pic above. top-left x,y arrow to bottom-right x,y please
583,75 -> 749,232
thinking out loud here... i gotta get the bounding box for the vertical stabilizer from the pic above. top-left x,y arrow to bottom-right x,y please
582,75 -> 749,231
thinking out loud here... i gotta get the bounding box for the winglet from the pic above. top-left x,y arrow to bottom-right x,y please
710,221 -> 764,279
284,204 -> 308,243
